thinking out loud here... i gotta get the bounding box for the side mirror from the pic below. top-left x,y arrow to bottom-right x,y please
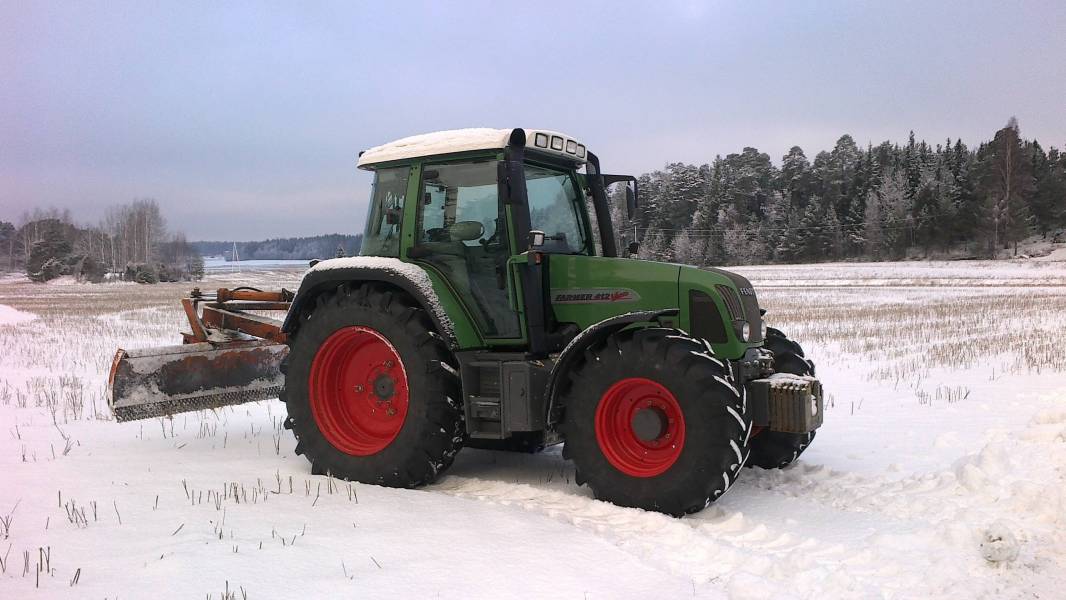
602,174 -> 639,219
627,241 -> 639,256
625,181 -> 637,220
528,230 -> 546,249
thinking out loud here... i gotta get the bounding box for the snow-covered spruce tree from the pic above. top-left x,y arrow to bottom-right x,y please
778,146 -> 813,213
646,163 -> 706,235
1041,148 -> 1066,232
26,221 -> 73,282
863,187 -> 886,260
1028,141 -> 1061,238
871,169 -> 912,258
815,135 -> 861,230
979,118 -> 1035,256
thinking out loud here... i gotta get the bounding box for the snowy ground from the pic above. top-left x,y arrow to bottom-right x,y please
2,260 -> 1065,599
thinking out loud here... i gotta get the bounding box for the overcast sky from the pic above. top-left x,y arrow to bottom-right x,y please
3,1 -> 1065,240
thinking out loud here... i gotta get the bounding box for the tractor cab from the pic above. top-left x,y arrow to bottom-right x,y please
354,128 -> 757,360
356,129 -> 608,346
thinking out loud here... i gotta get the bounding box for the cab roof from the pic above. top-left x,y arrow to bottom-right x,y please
356,128 -> 587,168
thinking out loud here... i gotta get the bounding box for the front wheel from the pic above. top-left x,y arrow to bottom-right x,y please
560,328 -> 751,516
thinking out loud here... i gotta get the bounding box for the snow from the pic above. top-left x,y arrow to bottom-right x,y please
0,304 -> 36,326
980,521 -> 1021,563
309,256 -> 456,341
356,128 -> 582,167
2,260 -> 1066,598
357,128 -> 513,167
1034,245 -> 1066,261
765,372 -> 817,386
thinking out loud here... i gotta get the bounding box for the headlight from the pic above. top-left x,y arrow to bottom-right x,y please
739,321 -> 750,342
760,321 -> 767,339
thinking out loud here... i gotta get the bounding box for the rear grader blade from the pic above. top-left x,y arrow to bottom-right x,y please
107,287 -> 293,422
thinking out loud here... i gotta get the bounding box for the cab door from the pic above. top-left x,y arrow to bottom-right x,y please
409,157 -> 522,340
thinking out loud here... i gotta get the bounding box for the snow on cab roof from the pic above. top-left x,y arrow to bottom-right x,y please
357,128 -> 587,168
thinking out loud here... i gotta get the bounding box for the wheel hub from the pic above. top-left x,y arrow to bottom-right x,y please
631,406 -> 669,442
373,374 -> 395,401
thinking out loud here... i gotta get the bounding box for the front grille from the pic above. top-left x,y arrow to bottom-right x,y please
704,268 -> 763,343
715,284 -> 744,320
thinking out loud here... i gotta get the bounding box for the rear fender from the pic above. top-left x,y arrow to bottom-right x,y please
544,308 -> 679,428
282,257 -> 460,347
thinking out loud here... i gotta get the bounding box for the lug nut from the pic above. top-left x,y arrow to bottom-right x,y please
354,384 -> 364,392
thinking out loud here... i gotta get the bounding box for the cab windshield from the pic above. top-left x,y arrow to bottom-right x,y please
525,164 -> 590,255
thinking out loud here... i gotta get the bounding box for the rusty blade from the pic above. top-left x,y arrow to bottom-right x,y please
108,341 -> 288,422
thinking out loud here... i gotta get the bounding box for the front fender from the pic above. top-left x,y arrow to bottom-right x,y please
544,308 -> 679,428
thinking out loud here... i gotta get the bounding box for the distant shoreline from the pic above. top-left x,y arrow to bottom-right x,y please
203,257 -> 309,270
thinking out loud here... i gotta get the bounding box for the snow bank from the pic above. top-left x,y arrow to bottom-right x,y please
0,303 -> 37,326
1034,246 -> 1066,261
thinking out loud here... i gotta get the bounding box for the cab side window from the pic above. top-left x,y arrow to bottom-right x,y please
360,167 -> 410,257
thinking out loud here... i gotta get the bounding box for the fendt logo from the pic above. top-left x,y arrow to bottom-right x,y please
551,288 -> 641,304
737,287 -> 756,297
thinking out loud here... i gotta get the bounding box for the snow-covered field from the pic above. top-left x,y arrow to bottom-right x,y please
2,260 -> 1065,599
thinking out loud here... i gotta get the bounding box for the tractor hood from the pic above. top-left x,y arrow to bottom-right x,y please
678,264 -> 763,360
547,256 -> 761,360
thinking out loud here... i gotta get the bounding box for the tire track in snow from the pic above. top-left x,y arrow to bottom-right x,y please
432,405 -> 1066,598
431,473 -> 936,597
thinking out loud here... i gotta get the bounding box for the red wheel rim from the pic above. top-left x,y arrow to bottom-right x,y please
594,377 -> 685,477
309,326 -> 409,456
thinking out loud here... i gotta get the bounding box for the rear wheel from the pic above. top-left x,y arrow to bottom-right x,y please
747,329 -> 816,469
560,328 -> 750,516
281,284 -> 463,487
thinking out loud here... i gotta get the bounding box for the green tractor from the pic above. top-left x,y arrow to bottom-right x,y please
108,128 -> 823,515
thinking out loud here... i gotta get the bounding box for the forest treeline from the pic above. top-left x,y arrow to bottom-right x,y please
192,234 -> 362,261
1,199 -> 201,283
625,118 -> 1066,264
